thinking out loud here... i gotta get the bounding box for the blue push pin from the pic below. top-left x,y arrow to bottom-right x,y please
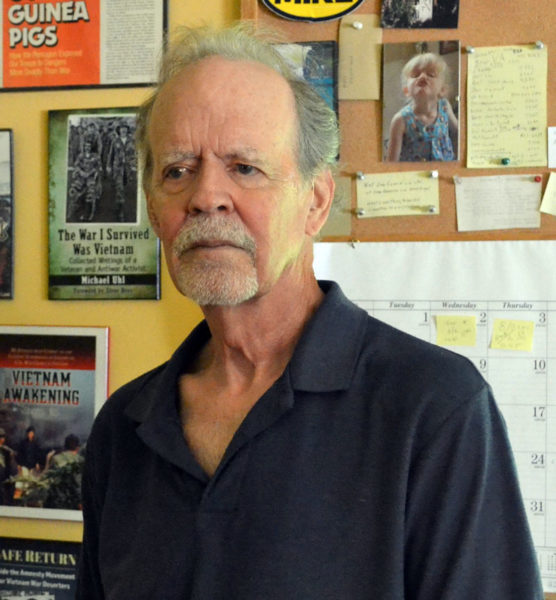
501,157 -> 510,166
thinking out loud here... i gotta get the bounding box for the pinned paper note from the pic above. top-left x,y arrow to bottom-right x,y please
356,171 -> 439,218
540,172 -> 556,217
467,45 -> 547,168
436,315 -> 477,347
339,14 -> 382,100
548,127 -> 556,169
454,175 -> 541,232
491,319 -> 535,352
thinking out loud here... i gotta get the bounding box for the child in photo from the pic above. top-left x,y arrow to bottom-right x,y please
386,52 -> 458,162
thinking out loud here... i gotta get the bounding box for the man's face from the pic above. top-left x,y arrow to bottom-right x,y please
146,56 -> 318,306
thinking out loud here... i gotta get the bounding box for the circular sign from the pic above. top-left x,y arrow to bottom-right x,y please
261,0 -> 365,22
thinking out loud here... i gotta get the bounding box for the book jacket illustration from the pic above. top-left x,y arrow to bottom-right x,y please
0,326 -> 108,520
48,107 -> 160,300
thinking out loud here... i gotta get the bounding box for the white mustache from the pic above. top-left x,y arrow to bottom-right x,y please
172,215 -> 256,258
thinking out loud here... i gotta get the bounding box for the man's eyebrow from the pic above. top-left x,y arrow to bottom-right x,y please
157,151 -> 198,165
224,148 -> 268,165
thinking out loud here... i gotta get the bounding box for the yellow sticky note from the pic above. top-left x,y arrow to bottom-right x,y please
356,171 -> 439,218
436,315 -> 477,347
540,172 -> 556,216
491,319 -> 535,352
467,45 -> 547,168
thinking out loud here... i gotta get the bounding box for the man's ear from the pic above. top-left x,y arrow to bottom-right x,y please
305,170 -> 335,237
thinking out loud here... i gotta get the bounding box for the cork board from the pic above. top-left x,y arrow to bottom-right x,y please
241,0 -> 556,243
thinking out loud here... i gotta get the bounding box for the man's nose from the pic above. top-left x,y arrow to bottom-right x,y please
188,162 -> 234,215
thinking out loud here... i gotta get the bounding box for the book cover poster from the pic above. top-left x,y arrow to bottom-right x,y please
0,326 -> 108,520
48,107 -> 160,300
1,0 -> 167,90
0,537 -> 80,598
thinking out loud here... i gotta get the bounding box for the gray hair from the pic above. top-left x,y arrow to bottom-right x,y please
136,23 -> 339,190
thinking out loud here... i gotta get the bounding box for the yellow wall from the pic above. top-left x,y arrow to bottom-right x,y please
1,0 -> 240,543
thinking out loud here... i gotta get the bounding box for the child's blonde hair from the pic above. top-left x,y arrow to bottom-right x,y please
401,52 -> 450,95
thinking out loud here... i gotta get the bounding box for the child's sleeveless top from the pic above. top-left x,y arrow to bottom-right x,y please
399,98 -> 455,161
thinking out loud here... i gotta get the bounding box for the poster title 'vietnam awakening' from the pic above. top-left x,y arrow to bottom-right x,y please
2,369 -> 80,405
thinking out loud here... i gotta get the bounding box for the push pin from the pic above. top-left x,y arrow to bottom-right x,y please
352,21 -> 363,30
430,170 -> 439,178
356,171 -> 365,180
428,206 -> 437,214
466,46 -> 475,54
356,208 -> 366,217
534,175 -> 542,182
535,41 -> 544,49
501,157 -> 511,166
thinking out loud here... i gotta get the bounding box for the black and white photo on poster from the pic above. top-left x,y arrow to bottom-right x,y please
381,0 -> 459,29
66,114 -> 137,224
0,130 -> 14,300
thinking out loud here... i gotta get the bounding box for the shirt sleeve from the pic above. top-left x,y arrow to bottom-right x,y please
404,385 -> 544,600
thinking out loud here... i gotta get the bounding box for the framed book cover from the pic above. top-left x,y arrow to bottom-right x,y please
48,107 -> 160,300
0,537 -> 80,598
0,325 -> 108,521
0,129 -> 13,299
1,0 -> 168,91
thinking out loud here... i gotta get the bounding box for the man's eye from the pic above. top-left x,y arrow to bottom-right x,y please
164,166 -> 187,180
235,163 -> 259,176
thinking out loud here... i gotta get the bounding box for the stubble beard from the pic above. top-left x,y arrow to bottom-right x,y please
171,215 -> 259,306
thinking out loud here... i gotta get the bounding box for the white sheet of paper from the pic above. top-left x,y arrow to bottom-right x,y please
313,240 -> 556,592
454,174 -> 541,231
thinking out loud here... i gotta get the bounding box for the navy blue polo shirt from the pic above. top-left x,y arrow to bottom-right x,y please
78,281 -> 543,599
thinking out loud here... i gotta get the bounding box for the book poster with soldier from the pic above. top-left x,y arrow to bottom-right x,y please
0,537 -> 80,599
48,107 -> 160,300
0,326 -> 108,520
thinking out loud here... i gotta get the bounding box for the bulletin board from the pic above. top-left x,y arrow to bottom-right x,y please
241,0 -> 556,243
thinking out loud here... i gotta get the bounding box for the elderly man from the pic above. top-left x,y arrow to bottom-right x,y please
78,25 -> 543,599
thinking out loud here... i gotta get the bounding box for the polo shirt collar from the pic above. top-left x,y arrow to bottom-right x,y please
126,280 -> 368,426
288,280 -> 368,392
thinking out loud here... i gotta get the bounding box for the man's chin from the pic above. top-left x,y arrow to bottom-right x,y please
174,265 -> 259,307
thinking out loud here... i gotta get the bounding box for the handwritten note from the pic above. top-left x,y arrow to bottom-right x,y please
491,319 -> 535,352
548,127 -> 556,168
467,45 -> 547,168
356,171 -> 439,218
454,174 -> 541,232
339,14 -> 382,100
436,315 -> 477,347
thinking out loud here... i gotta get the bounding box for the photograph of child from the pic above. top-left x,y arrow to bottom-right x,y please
382,41 -> 460,162
381,0 -> 459,29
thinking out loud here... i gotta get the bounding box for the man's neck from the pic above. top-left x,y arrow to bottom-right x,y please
197,272 -> 323,390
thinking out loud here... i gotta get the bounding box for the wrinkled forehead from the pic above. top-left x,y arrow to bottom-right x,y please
149,56 -> 298,141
